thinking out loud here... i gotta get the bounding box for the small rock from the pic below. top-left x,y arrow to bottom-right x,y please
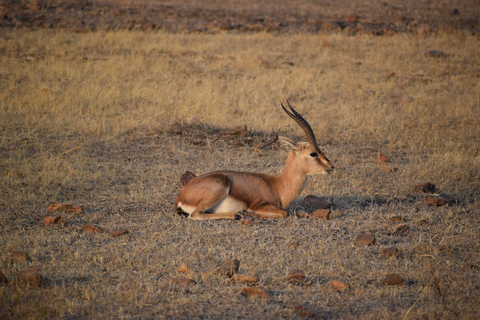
311,209 -> 331,220
390,216 -> 404,222
0,270 -> 7,285
243,286 -> 269,299
178,263 -> 188,274
10,251 -> 31,263
109,228 -> 129,237
382,72 -> 396,81
44,216 -> 62,226
393,223 -> 409,233
379,165 -> 397,172
287,241 -> 299,249
381,247 -> 399,258
383,273 -> 403,286
377,152 -> 389,164
231,274 -> 259,284
168,278 -> 195,286
292,304 -> 323,318
295,210 -> 308,218
415,182 -> 436,193
355,234 -> 376,246
304,195 -> 329,209
287,269 -> 305,284
419,219 -> 428,226
424,196 -> 447,206
84,225 -> 102,233
47,204 -> 82,214
179,170 -> 196,186
17,267 -> 40,287
424,50 -> 449,58
331,280 -> 350,292
211,259 -> 240,277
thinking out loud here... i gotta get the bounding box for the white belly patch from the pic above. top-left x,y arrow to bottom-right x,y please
211,196 -> 246,213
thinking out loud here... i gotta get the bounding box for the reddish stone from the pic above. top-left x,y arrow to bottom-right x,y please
44,216 -> 61,226
17,267 -> 40,287
110,228 -> 129,237
243,286 -> 269,298
287,269 -> 305,284
419,219 -> 428,226
178,263 -> 187,273
331,280 -> 350,291
295,210 -> 308,218
10,251 -> 31,263
84,225 -> 102,233
311,209 -> 331,220
355,234 -> 376,246
424,196 -> 448,206
381,247 -> 399,258
377,152 -> 389,164
383,273 -> 403,286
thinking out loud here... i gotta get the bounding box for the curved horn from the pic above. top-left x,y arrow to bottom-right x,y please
281,100 -> 318,147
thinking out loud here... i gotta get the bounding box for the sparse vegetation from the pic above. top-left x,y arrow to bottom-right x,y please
0,28 -> 479,319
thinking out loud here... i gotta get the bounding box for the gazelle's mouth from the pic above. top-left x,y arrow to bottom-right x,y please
324,166 -> 334,174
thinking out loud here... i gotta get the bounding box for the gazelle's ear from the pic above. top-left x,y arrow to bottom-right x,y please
278,136 -> 299,151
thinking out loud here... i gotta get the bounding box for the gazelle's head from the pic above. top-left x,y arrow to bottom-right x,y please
279,100 -> 334,175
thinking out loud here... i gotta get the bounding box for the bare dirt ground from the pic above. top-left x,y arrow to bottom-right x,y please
0,1 -> 479,319
1,0 -> 479,34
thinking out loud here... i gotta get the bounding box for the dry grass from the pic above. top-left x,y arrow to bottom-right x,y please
0,29 -> 479,319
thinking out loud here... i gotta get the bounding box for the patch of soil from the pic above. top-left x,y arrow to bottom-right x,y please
0,0 -> 477,34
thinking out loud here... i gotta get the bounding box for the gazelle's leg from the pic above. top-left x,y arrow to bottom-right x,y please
251,205 -> 288,219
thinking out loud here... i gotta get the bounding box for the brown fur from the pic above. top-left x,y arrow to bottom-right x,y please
175,138 -> 333,220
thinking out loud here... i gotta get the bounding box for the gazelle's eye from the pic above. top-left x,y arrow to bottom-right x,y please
310,152 -> 318,158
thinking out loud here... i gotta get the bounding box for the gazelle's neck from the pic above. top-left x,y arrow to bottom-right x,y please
273,151 -> 308,209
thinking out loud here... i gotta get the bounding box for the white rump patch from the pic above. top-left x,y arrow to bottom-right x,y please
177,202 -> 196,215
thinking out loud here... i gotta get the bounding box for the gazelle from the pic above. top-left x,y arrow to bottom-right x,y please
175,101 -> 334,220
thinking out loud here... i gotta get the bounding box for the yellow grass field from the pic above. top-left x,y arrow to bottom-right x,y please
0,29 -> 479,318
